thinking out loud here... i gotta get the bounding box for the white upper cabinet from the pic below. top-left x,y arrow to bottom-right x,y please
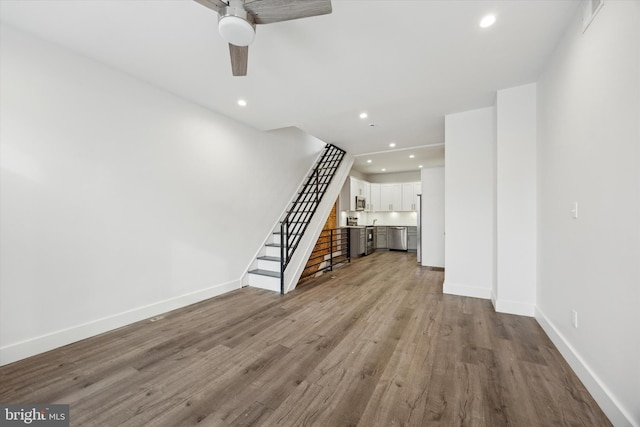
363,181 -> 372,211
380,184 -> 403,211
341,177 -> 421,212
351,177 -> 365,197
370,184 -> 381,212
401,182 -> 422,211
340,177 -> 372,211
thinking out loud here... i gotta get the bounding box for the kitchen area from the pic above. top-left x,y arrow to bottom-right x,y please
339,176 -> 421,260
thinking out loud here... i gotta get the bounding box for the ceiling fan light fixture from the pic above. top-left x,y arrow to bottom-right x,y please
219,15 -> 255,46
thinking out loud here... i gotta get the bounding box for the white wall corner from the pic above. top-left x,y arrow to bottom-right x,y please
535,307 -> 637,427
495,82 -> 537,319
0,279 -> 241,366
444,107 -> 496,300
494,298 -> 535,317
491,290 -> 497,310
443,281 -> 492,300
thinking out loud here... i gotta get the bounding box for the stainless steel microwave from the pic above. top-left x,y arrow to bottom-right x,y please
355,196 -> 366,211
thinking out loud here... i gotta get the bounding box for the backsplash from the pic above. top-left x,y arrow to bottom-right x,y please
340,211 -> 417,227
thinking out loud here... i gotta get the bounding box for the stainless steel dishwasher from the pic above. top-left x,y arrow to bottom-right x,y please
388,226 -> 408,251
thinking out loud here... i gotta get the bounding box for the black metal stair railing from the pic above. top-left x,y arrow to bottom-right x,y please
280,144 -> 346,294
298,228 -> 351,282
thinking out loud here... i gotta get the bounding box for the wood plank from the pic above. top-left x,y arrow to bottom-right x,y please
0,252 -> 612,426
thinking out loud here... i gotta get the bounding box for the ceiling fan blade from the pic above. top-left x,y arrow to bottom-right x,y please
193,0 -> 227,14
244,0 -> 332,25
229,44 -> 248,76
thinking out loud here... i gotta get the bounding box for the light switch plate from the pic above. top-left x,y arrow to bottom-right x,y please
571,202 -> 578,219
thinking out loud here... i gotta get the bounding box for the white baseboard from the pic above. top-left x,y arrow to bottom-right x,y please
443,281 -> 492,300
535,307 -> 637,427
0,279 -> 241,366
494,298 -> 535,317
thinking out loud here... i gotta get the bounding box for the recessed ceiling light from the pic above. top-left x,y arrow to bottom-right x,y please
418,165 -> 424,169
480,14 -> 496,28
381,168 -> 386,172
389,143 -> 396,148
409,154 -> 415,159
366,159 -> 372,163
359,112 -> 368,119
237,99 -> 247,107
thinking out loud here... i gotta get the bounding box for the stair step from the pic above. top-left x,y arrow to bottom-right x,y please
257,254 -> 281,272
264,245 -> 282,257
273,232 -> 299,245
247,270 -> 281,292
249,269 -> 281,278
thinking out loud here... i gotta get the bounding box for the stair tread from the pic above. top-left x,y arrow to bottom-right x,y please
257,256 -> 280,262
249,269 -> 281,278
265,243 -> 281,248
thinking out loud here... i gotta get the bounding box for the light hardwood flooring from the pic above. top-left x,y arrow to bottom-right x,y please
0,251 -> 611,426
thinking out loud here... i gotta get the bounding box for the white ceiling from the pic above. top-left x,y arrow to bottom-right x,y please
0,0 -> 580,174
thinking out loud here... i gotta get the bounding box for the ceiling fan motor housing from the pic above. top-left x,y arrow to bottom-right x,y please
218,0 -> 256,46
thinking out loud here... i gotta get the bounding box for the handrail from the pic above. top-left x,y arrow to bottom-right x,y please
280,144 -> 346,294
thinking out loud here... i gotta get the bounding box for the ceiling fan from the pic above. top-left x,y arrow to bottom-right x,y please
194,0 -> 332,76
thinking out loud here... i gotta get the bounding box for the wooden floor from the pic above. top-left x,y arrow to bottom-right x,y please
0,252 -> 611,426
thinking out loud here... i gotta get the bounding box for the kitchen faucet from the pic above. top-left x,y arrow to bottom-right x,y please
373,219 -> 378,226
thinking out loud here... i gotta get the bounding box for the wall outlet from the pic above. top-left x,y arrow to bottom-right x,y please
571,309 -> 578,328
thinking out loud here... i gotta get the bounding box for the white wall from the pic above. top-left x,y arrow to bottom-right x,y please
495,84 -> 537,316
0,25 -> 325,365
536,2 -> 640,425
366,171 -> 421,183
347,169 -> 368,181
420,167 -> 444,268
444,107 -> 496,299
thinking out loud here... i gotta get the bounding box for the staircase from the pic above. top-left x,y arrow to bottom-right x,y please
245,144 -> 349,294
